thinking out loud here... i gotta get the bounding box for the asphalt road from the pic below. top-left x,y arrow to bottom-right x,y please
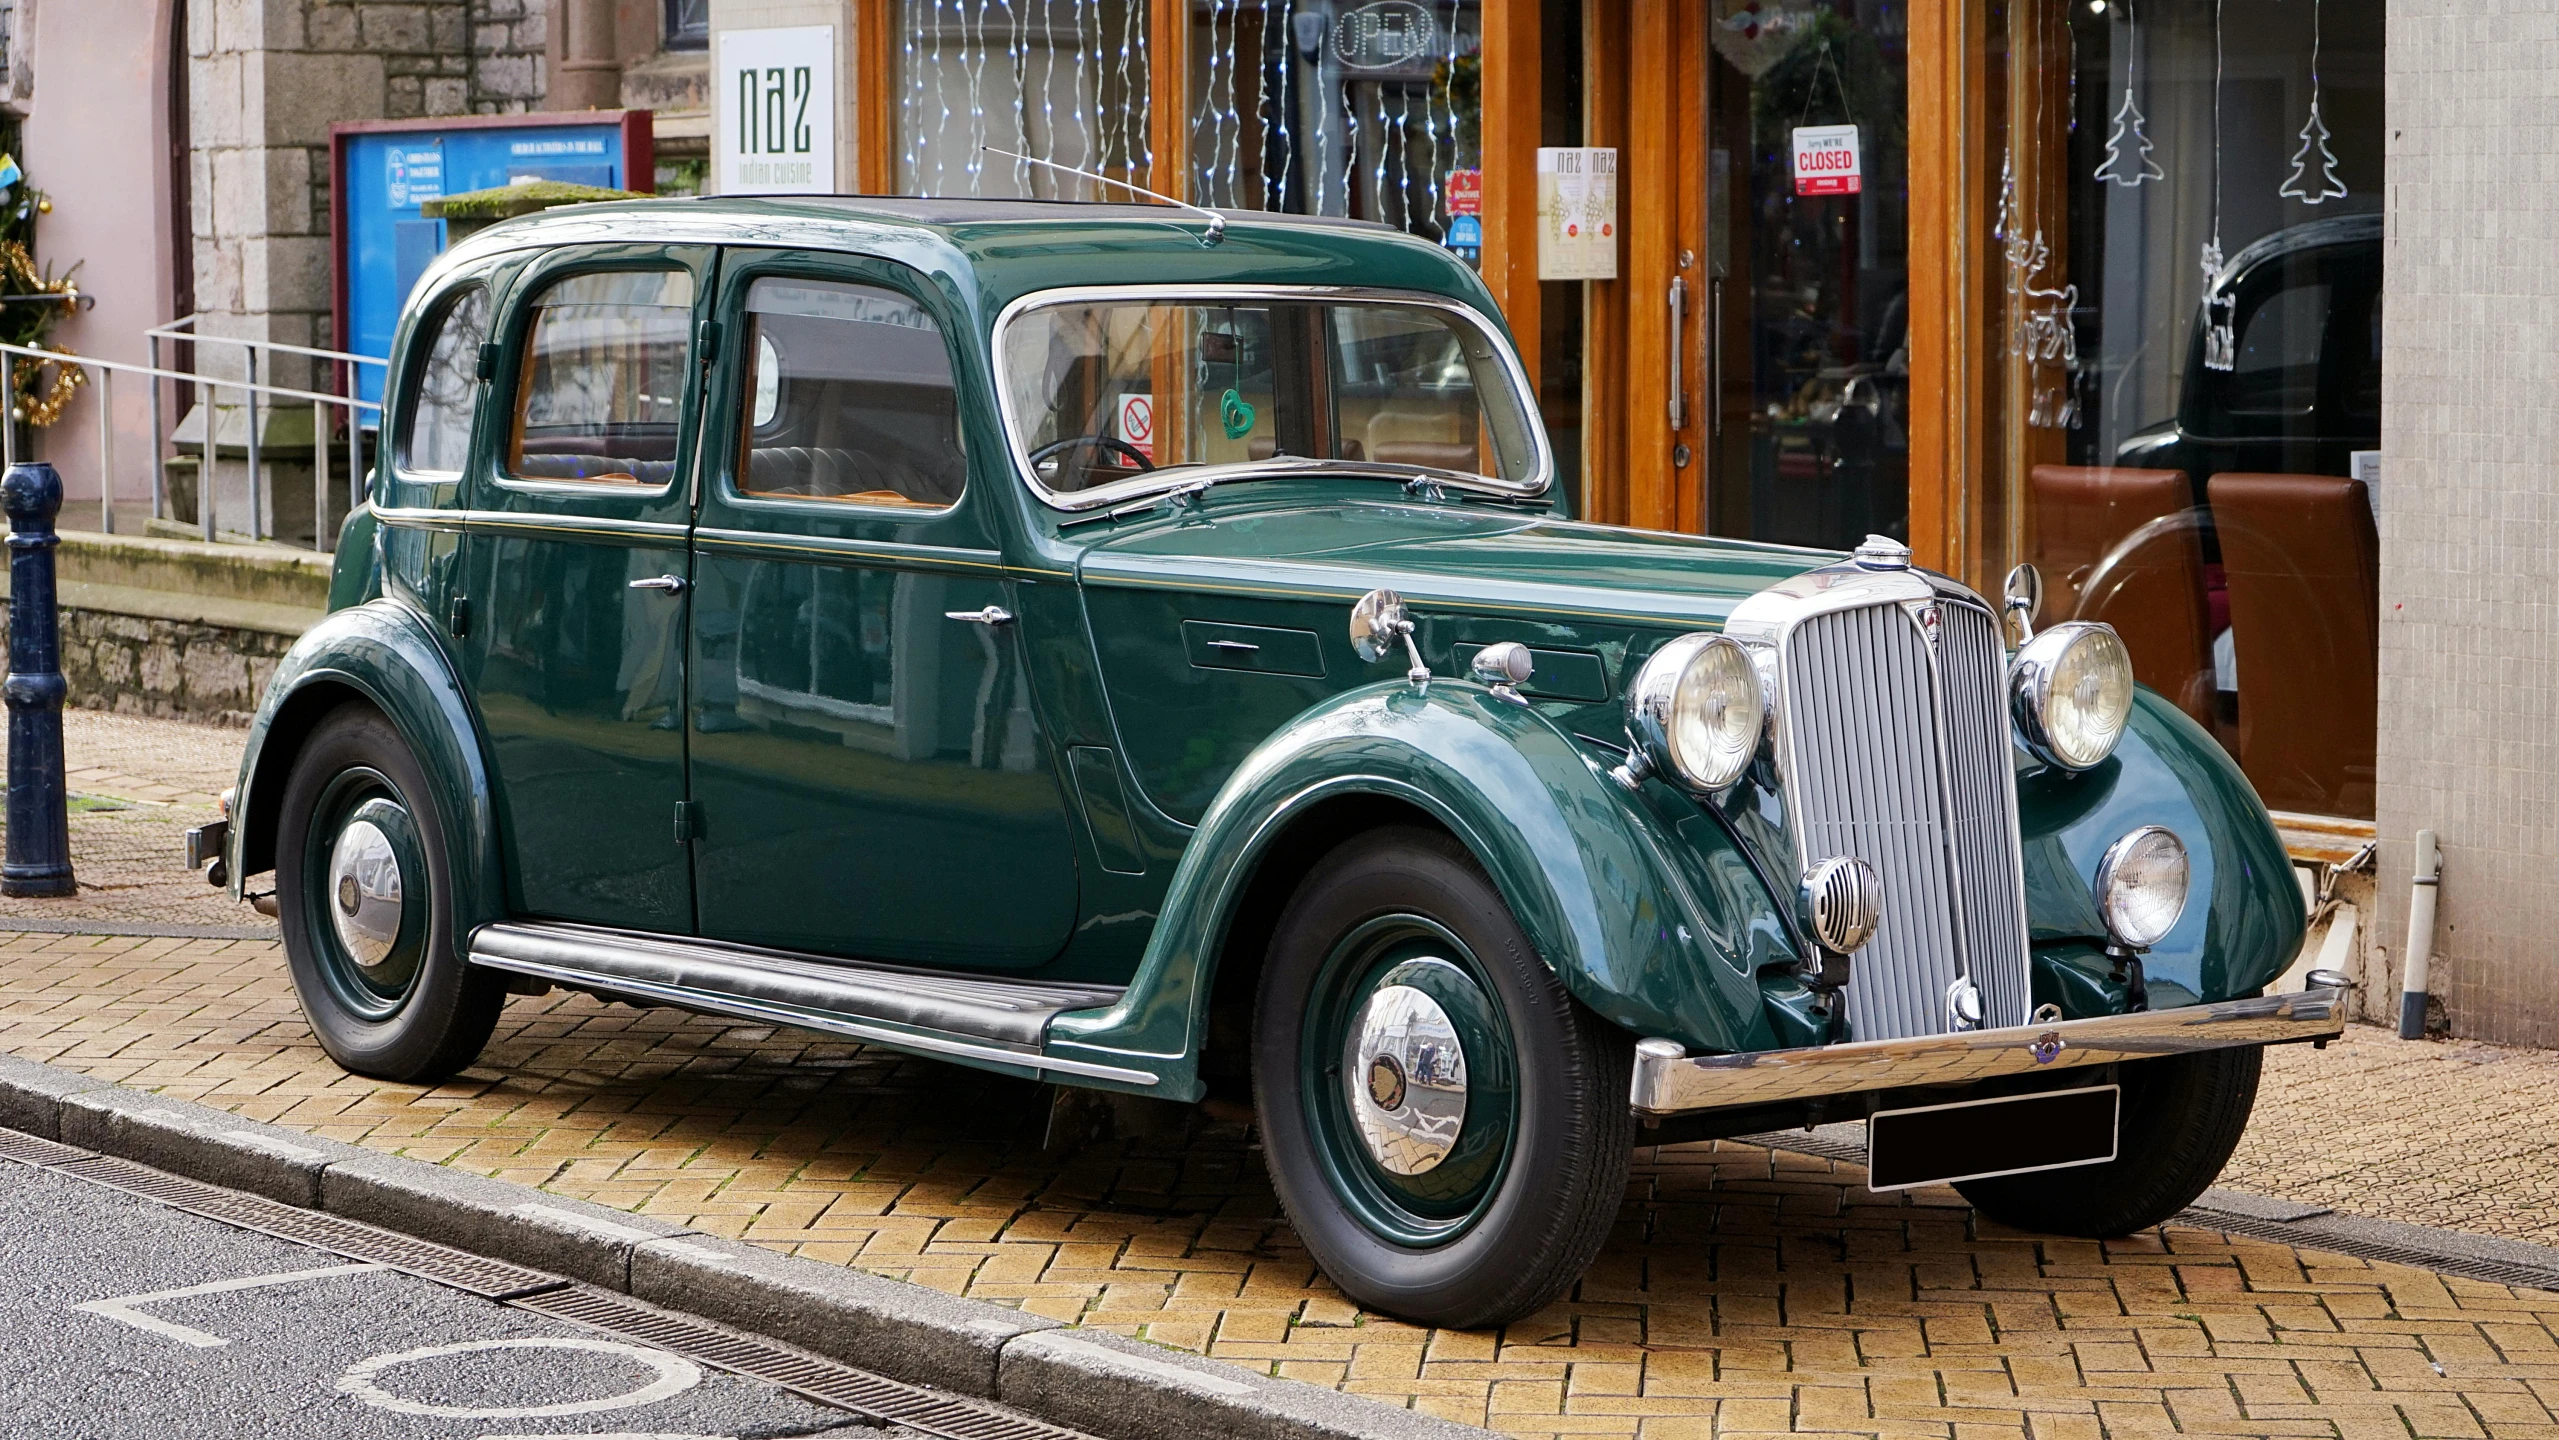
0,1163 -> 881,1440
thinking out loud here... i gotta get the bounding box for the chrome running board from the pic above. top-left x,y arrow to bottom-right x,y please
1630,984 -> 2347,1115
467,921 -> 1154,1085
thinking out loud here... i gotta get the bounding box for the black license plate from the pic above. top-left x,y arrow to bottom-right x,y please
1864,1085 -> 2119,1191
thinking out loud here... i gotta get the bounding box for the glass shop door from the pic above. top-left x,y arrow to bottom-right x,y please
1699,0 -> 1912,551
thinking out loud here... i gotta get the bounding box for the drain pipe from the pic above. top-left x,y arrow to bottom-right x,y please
2399,829 -> 2442,1039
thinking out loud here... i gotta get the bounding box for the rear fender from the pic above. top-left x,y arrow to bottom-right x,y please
1043,680 -> 1793,1098
230,599 -> 502,931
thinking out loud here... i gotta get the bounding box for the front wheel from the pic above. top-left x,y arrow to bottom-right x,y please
1956,1045 -> 2263,1235
1252,827 -> 1632,1329
276,703 -> 503,1083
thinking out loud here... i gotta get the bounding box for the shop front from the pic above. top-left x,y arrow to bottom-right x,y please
707,0 -> 2385,839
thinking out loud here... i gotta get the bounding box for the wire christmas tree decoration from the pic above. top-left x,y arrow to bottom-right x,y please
2092,0 -> 2164,188
2279,0 -> 2348,204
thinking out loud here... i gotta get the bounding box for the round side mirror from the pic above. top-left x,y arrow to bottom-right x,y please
2002,562 -> 2044,640
1350,588 -> 1413,664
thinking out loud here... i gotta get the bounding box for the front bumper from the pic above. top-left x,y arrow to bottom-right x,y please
1630,984 -> 2347,1115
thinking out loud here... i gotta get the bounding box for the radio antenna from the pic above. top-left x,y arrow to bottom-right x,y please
981,146 -> 1226,246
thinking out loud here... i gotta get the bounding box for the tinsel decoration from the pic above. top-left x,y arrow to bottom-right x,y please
0,145 -> 85,426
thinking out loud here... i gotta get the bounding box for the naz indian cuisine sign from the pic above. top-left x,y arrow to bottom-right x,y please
716,26 -> 836,194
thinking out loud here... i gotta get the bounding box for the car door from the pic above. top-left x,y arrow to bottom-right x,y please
684,251 -> 1078,968
450,244 -> 712,931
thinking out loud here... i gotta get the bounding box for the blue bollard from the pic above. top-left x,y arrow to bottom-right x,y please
2,461 -> 73,897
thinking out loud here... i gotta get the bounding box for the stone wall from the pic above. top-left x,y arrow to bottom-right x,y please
0,601 -> 298,725
2376,0 -> 2559,1045
187,0 -> 555,400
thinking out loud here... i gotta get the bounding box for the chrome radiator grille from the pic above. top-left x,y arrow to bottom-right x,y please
1779,599 -> 2030,1040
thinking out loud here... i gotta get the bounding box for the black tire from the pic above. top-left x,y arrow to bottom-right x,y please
276,702 -> 503,1082
1251,826 -> 1632,1329
1956,1046 -> 2263,1235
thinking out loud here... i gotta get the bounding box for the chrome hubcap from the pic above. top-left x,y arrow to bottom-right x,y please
327,817 -> 406,970
1343,984 -> 1468,1176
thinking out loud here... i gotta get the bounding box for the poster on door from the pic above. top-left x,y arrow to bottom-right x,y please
1536,148 -> 1618,281
715,26 -> 836,194
1791,124 -> 1862,196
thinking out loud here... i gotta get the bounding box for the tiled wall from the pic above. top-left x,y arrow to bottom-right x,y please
2376,0 -> 2559,1045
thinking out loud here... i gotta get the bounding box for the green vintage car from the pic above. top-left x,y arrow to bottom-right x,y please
200,196 -> 2343,1327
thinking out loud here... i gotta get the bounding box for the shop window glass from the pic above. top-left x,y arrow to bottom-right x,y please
399,284 -> 489,476
1180,0 -> 1482,253
2003,0 -> 2382,819
1704,1 -> 1911,552
895,0 -> 1150,197
2227,282 -> 2328,417
509,270 -> 696,488
733,278 -> 967,507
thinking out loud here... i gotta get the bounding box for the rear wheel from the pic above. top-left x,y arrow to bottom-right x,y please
1252,827 -> 1631,1329
276,703 -> 502,1082
1956,1046 -> 2262,1235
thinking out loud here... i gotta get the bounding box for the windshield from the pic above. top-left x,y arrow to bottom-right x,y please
998,293 -> 1543,503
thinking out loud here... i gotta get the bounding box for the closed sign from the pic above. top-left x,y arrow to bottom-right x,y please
1791,124 -> 1861,196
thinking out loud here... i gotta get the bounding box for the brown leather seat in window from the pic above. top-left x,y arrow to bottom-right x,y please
2206,473 -> 2379,819
2028,465 -> 2214,727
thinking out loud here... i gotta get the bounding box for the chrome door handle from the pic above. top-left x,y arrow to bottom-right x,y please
1668,275 -> 1688,431
629,574 -> 687,594
945,605 -> 1014,626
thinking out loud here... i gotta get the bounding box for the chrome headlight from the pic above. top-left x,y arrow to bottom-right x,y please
2011,622 -> 2134,770
2095,826 -> 2189,949
1627,633 -> 1765,792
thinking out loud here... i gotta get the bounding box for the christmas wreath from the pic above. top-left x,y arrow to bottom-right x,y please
0,133 -> 87,429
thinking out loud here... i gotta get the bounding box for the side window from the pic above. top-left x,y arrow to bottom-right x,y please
733,277 -> 966,508
509,269 -> 696,487
397,285 -> 490,476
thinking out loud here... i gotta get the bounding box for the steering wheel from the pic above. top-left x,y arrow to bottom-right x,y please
1028,434 -> 1156,473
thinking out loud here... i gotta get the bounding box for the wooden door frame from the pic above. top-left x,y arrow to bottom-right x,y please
1907,0 -> 1992,584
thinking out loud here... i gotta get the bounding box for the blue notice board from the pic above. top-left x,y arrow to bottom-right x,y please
333,112 -> 653,413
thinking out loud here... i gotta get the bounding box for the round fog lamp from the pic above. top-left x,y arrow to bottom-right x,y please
2095,826 -> 2189,949
1627,633 -> 1766,792
2012,622 -> 2134,770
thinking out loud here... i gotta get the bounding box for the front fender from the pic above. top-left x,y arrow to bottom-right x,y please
1044,679 -> 1795,1098
2019,688 -> 2306,1007
230,599 -> 502,932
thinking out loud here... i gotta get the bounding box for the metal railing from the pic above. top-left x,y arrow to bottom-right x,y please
0,337 -> 381,551
142,316 -> 388,549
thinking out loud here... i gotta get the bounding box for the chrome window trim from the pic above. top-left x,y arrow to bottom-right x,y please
1723,561 -> 2035,1030
989,283 -> 1555,513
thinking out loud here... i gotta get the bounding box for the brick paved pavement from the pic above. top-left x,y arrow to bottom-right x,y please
5,927 -> 2559,1439
0,709 -> 263,933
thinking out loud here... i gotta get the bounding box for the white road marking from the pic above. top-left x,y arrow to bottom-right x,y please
511,1202 -> 664,1243
75,1263 -> 387,1349
337,1336 -> 702,1419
